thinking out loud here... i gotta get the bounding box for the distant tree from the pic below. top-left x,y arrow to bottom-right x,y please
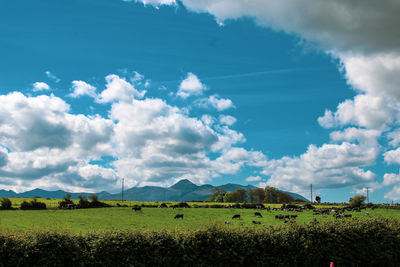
205,188 -> 227,202
263,186 -> 295,203
89,194 -> 99,203
0,197 -> 12,210
63,193 -> 72,202
349,195 -> 366,208
223,189 -> 247,203
264,186 -> 279,203
78,195 -> 89,208
251,188 -> 266,203
315,196 -> 321,203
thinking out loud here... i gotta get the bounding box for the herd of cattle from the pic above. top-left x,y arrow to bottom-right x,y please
125,202 -> 369,225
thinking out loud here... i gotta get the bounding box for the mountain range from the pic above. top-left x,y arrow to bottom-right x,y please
0,179 -> 308,202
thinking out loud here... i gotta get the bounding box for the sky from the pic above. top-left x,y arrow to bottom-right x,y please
0,0 -> 399,203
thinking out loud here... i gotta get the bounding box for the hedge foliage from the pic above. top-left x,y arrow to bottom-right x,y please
0,218 -> 399,267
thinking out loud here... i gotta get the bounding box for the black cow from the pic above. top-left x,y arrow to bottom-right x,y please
254,212 -> 263,218
252,221 -> 261,225
132,206 -> 141,211
232,214 -> 241,219
174,214 -> 184,219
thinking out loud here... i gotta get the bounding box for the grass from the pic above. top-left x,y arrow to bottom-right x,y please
1,201 -> 399,233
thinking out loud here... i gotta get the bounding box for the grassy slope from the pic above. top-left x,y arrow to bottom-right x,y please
1,204 -> 399,233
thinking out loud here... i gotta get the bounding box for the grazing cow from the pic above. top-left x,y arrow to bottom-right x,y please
343,214 -> 352,218
116,203 -> 121,207
254,212 -> 263,218
252,221 -> 261,225
290,214 -> 298,219
275,215 -> 284,220
132,206 -> 141,211
174,214 -> 184,219
232,214 -> 241,219
365,212 -> 370,216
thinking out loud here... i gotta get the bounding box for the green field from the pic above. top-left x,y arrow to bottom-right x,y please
1,199 -> 400,233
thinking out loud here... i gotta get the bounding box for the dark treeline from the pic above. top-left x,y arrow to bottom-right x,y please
205,186 -> 303,203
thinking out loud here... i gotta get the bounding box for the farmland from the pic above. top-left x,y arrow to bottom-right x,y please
1,198 -> 400,233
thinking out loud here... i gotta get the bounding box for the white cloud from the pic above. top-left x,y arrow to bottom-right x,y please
219,115 -> 236,126
45,71 -> 60,83
125,0 -> 176,7
97,74 -> 146,103
196,95 -> 235,111
246,175 -> 262,182
383,173 -> 400,186
385,185 -> 400,201
32,82 -> 50,92
177,72 -> 206,99
69,81 -> 97,98
383,148 -> 400,165
318,94 -> 399,130
262,139 -> 378,193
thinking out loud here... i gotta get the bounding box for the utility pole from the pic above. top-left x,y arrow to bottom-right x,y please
310,184 -> 313,203
122,178 -> 124,202
366,187 -> 369,203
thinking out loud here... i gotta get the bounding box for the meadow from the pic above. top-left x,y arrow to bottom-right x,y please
1,198 -> 399,233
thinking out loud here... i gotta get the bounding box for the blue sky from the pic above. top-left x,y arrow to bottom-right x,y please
1,0 -> 400,203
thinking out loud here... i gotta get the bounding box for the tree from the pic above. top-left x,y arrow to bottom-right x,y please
315,196 -> 321,203
264,186 -> 279,203
349,195 -> 366,208
63,193 -> 72,202
78,195 -> 89,208
251,188 -> 266,203
205,188 -> 227,202
223,189 -> 247,203
0,197 -> 12,210
89,194 -> 99,203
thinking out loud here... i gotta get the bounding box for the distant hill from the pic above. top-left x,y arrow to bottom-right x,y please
0,179 -> 308,202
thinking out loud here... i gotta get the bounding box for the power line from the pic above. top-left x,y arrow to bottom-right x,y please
366,187 -> 369,203
310,184 -> 313,203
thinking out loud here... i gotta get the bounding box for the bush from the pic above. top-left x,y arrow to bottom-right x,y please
20,199 -> 46,210
0,218 -> 398,266
349,195 -> 366,208
0,197 -> 12,210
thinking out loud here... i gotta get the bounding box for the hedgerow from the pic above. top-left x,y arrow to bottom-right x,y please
0,218 -> 398,266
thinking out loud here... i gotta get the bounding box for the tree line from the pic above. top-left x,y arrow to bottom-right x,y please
205,186 -> 304,203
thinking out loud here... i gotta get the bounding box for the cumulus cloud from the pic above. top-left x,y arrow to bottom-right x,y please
385,185 -> 400,201
383,148 -> 400,165
246,175 -> 262,182
108,97 -> 262,186
0,72 -> 267,192
262,137 -> 378,192
177,72 -> 206,99
0,92 -> 116,191
32,82 -> 50,92
69,81 -> 97,98
97,74 -> 146,103
318,94 -> 399,130
196,95 -> 235,111
219,115 -> 236,126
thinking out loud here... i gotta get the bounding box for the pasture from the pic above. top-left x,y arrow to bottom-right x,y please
1,201 -> 399,233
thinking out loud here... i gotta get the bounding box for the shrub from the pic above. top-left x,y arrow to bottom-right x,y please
0,218 -> 399,266
20,199 -> 46,210
0,197 -> 12,210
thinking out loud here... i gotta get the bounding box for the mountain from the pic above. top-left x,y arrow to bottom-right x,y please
0,188 -> 112,200
0,179 -> 308,202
